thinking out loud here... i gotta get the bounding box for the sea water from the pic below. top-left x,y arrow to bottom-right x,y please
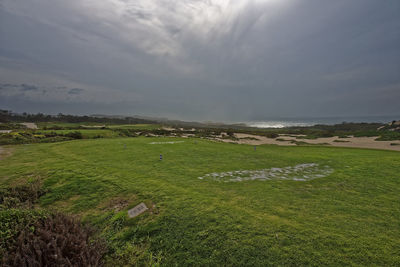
245,115 -> 399,128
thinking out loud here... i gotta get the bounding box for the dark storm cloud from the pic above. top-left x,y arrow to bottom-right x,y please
0,0 -> 399,120
20,84 -> 39,91
0,83 -> 87,99
68,88 -> 84,95
0,83 -> 40,92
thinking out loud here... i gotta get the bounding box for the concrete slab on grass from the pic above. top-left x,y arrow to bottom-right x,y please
128,203 -> 148,218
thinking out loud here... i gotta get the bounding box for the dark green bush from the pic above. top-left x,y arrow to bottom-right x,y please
115,129 -> 138,137
1,181 -> 106,266
375,131 -> 400,141
0,180 -> 46,208
0,208 -> 48,255
2,212 -> 107,267
65,131 -> 83,139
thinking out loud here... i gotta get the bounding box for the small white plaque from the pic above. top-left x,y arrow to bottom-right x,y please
128,203 -> 148,218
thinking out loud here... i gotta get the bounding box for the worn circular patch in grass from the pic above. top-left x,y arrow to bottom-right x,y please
198,163 -> 333,182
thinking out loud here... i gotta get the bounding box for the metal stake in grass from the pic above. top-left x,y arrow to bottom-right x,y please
254,146 -> 256,151
160,154 -> 163,161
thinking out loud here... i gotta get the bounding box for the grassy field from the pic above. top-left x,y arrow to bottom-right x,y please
107,124 -> 161,130
1,137 -> 400,265
36,129 -> 120,138
0,123 -> 163,145
37,122 -> 161,130
37,122 -> 104,129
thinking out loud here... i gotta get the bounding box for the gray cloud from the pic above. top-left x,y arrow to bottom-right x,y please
20,84 -> 39,91
0,0 -> 399,120
68,88 -> 84,95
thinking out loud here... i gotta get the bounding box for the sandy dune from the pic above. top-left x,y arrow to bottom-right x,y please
80,125 -> 105,128
217,133 -> 400,152
21,122 -> 38,129
162,127 -> 176,131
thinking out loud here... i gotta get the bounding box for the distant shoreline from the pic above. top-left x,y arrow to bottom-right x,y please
244,116 -> 399,128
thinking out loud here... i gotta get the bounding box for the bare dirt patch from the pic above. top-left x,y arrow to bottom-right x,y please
21,122 -> 38,129
217,133 -> 296,146
162,127 -> 176,131
98,195 -> 160,216
0,146 -> 13,160
80,125 -> 105,128
199,163 -> 333,182
108,198 -> 130,211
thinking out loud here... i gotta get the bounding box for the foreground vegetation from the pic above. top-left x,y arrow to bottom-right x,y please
0,180 -> 106,266
1,137 -> 399,265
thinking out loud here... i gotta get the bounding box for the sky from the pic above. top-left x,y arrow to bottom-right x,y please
1,0 -> 399,122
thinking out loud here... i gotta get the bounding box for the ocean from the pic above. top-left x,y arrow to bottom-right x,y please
245,115 -> 399,128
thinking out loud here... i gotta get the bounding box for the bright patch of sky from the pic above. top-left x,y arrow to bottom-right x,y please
1,0 -> 399,120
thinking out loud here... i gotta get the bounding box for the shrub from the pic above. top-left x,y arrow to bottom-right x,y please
318,131 -> 335,138
1,181 -> 106,266
115,129 -> 138,137
0,208 -> 48,255
43,131 -> 58,137
226,131 -> 234,137
376,131 -> 400,141
65,131 -> 83,139
11,132 -> 26,141
262,132 -> 279,138
0,179 -> 46,208
2,212 -> 107,266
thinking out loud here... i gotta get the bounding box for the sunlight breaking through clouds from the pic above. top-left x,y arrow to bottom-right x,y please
2,0 -> 287,58
1,0 -> 399,119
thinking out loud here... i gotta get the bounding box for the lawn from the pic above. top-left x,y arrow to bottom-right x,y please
37,122 -> 104,129
1,137 -> 399,265
36,129 -> 119,138
37,122 -> 161,130
106,124 -> 162,130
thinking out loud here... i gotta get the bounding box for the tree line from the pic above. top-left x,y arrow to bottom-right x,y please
0,110 -> 155,124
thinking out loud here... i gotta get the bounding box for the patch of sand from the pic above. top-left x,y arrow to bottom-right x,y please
80,125 -> 105,128
21,122 -> 38,129
217,133 -> 400,152
218,134 -> 295,146
182,134 -> 195,138
162,127 -> 176,131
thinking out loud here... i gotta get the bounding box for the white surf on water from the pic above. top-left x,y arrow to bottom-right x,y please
245,116 -> 399,128
247,121 -> 314,128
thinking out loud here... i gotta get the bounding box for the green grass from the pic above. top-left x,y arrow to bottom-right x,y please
376,131 -> 400,141
37,122 -> 102,129
36,129 -> 119,138
107,124 -> 161,130
1,137 -> 399,266
38,122 -> 161,130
